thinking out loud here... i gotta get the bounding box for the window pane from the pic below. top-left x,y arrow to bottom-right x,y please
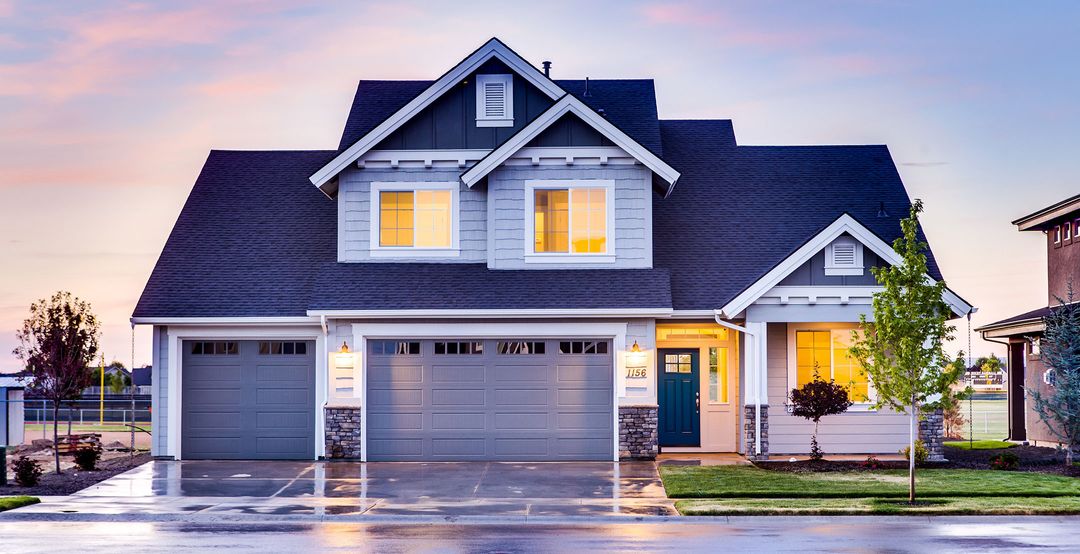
534,189 -> 569,253
795,330 -> 830,387
709,347 -> 718,402
380,191 -> 414,247
832,331 -> 869,402
415,190 -> 452,248
569,188 -> 607,254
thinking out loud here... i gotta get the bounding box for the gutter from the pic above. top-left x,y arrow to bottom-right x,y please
713,312 -> 763,458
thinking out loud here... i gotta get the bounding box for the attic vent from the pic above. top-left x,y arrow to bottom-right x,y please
824,236 -> 864,276
476,74 -> 513,127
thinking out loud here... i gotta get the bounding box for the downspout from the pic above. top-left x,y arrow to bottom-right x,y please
714,312 -> 762,457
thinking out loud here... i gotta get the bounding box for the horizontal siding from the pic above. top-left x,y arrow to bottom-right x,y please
489,165 -> 653,269
764,322 -> 910,455
153,325 -> 168,456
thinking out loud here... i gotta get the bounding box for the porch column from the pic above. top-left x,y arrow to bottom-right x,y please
743,320 -> 770,459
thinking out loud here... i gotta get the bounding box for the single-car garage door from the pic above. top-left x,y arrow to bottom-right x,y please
182,340 -> 315,459
366,338 -> 613,461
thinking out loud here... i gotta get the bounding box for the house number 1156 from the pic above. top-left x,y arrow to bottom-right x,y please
625,367 -> 647,379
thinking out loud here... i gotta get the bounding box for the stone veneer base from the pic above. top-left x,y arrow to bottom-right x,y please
743,404 -> 769,460
619,405 -> 658,460
919,407 -> 946,462
324,407 -> 362,459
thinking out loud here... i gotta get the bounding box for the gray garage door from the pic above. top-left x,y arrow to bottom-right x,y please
366,338 -> 614,461
181,340 -> 315,460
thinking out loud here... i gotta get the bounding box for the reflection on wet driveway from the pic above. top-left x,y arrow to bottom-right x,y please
11,460 -> 677,518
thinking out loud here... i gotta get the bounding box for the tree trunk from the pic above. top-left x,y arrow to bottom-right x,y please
908,402 -> 916,504
52,402 -> 61,474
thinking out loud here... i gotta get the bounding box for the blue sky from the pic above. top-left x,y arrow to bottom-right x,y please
0,1 -> 1076,369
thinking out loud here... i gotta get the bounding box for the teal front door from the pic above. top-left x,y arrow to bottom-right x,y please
658,349 -> 700,447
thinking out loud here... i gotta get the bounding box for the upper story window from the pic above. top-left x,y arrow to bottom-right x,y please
370,182 -> 459,256
1064,221 -> 1073,242
525,180 -> 615,263
824,236 -> 864,276
475,74 -> 513,128
1053,225 -> 1062,245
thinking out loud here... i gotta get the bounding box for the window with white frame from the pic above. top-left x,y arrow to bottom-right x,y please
370,182 -> 458,254
789,326 -> 873,403
475,74 -> 513,127
525,180 -> 615,260
1065,222 -> 1073,241
1053,225 -> 1062,245
824,236 -> 864,276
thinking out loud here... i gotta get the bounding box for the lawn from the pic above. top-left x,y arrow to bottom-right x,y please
944,440 -> 1016,450
676,496 -> 1080,516
0,496 -> 40,512
660,465 -> 1080,499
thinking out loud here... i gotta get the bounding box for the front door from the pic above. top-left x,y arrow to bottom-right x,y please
658,349 -> 700,447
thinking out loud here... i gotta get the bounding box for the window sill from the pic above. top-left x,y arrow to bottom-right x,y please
476,118 -> 513,128
523,253 -> 617,264
824,267 -> 865,276
369,248 -> 460,258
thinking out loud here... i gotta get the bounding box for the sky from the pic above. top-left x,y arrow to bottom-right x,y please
0,1 -> 1076,371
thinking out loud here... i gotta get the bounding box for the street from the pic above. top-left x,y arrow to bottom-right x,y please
0,516 -> 1076,553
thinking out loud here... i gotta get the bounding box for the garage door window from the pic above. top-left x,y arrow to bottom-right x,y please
258,341 -> 308,355
190,341 -> 238,355
558,340 -> 608,354
370,340 -> 421,355
497,341 -> 546,355
434,341 -> 483,355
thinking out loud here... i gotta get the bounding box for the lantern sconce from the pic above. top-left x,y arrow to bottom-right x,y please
626,340 -> 647,369
334,340 -> 354,368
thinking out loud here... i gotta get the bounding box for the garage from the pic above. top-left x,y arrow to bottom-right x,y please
181,339 -> 315,460
366,338 -> 614,461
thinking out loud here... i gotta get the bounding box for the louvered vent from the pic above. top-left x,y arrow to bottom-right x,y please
483,81 -> 506,118
831,243 -> 857,266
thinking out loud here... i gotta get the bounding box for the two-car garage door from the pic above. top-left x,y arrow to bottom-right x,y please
366,339 -> 614,461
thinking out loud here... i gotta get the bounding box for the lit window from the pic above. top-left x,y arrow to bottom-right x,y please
534,187 -> 607,254
794,329 -> 870,402
656,326 -> 729,341
708,347 -> 728,403
378,189 -> 452,248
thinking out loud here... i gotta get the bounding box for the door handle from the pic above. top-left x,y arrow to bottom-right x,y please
695,392 -> 700,410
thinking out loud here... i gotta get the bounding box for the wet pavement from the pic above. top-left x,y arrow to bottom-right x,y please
1,516 -> 1078,553
7,459 -> 677,518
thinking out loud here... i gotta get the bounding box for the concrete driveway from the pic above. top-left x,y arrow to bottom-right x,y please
9,460 -> 676,518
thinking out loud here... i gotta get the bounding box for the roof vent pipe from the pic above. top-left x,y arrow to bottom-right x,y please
584,77 -> 591,97
877,201 -> 889,218
542,60 -> 551,78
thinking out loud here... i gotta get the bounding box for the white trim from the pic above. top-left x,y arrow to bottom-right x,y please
132,316 -> 318,326
719,213 -> 973,318
823,236 -> 864,276
355,147 -> 634,170
351,322 -> 628,462
308,308 -> 673,319
369,181 -> 460,257
461,95 -> 680,190
475,73 -> 513,126
311,38 -> 564,193
163,325 -> 325,460
524,179 -> 616,262
785,323 -> 878,410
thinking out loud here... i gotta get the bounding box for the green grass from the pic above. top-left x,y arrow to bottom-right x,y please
676,496 -> 1080,516
24,423 -> 150,433
944,440 -> 1016,450
0,497 -> 40,512
959,398 -> 1008,441
659,465 -> 1080,499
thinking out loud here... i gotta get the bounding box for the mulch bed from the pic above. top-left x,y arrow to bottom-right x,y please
755,445 -> 1080,477
0,452 -> 152,496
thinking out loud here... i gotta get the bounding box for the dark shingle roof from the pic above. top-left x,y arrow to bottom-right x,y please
337,79 -> 663,153
653,119 -> 943,311
977,306 -> 1053,333
309,263 -> 671,311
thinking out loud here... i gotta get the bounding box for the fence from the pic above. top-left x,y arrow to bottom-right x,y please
2,397 -> 151,445
953,396 -> 1009,442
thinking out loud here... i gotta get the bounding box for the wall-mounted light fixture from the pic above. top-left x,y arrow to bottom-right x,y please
626,340 -> 647,371
334,340 -> 354,368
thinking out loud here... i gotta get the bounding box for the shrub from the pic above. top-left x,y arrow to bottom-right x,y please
789,368 -> 853,461
989,452 -> 1020,471
861,455 -> 883,470
900,440 -> 929,465
13,456 -> 43,487
73,447 -> 101,471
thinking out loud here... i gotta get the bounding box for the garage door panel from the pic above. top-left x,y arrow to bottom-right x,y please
182,340 -> 314,460
367,338 -> 612,461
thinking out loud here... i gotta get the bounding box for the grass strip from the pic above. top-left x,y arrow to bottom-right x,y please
676,496 -> 1080,516
0,496 -> 41,512
944,440 -> 1015,450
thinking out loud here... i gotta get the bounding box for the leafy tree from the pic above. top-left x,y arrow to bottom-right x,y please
108,372 -> 131,394
789,367 -> 853,460
13,292 -> 100,474
1027,286 -> 1080,464
978,356 -> 1002,374
850,200 -> 966,503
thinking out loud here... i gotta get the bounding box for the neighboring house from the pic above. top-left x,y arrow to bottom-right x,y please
132,38 -> 972,461
977,193 -> 1080,445
0,374 -> 26,447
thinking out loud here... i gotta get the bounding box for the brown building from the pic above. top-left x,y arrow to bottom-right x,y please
977,193 -> 1080,444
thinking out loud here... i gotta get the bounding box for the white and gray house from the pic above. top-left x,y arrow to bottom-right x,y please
133,38 -> 972,461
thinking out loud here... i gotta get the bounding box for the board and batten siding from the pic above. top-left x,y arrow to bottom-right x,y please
487,165 -> 653,269
764,322 -> 911,454
338,167 -> 487,263
152,325 -> 168,456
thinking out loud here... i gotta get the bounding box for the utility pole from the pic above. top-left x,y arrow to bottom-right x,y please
99,354 -> 105,426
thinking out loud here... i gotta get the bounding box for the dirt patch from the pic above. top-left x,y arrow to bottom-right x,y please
755,446 -> 1080,477
1,452 -> 152,496
756,459 -> 912,473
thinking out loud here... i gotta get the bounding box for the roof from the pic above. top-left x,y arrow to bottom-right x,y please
132,366 -> 152,387
1012,193 -> 1080,231
338,79 -> 664,154
653,119 -> 943,311
976,305 -> 1053,335
308,263 -> 671,311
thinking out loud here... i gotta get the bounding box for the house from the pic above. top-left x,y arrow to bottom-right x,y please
0,374 -> 26,447
132,38 -> 972,461
977,193 -> 1080,445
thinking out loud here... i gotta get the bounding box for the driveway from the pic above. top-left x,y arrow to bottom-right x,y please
8,460 -> 676,518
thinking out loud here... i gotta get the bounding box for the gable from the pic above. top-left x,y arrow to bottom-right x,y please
777,233 -> 886,287
527,112 -> 615,148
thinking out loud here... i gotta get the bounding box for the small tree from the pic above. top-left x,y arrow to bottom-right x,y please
13,292 -> 100,474
1027,286 -> 1080,464
789,368 -> 853,460
850,200 -> 966,503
